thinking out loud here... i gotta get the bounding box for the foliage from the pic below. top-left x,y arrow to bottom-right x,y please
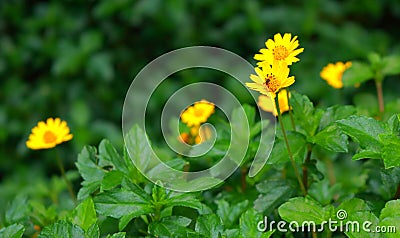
1,0 -> 400,237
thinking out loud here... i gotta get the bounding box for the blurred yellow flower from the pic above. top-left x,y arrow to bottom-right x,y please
246,63 -> 294,98
258,89 -> 290,116
180,100 -> 215,127
178,132 -> 190,144
26,118 -> 73,150
320,61 -> 352,89
178,125 -> 212,145
254,33 -> 304,66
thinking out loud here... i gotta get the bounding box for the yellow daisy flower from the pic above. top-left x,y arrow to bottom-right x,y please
26,118 -> 73,150
254,33 -> 304,66
258,89 -> 290,116
320,61 -> 352,89
180,100 -> 215,127
246,62 -> 295,98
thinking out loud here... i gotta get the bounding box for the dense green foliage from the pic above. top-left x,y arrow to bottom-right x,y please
1,0 -> 400,237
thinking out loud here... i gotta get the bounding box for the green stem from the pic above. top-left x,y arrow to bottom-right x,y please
241,167 -> 248,192
302,145 -> 312,192
286,89 -> 296,131
275,94 -> 307,196
375,80 -> 384,115
55,150 -> 76,203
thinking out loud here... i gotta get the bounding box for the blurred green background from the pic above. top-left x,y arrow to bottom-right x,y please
1,0 -> 400,202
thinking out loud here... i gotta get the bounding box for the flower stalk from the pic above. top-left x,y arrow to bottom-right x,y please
275,92 -> 307,196
55,150 -> 76,203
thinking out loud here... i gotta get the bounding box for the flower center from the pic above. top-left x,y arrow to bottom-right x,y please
264,74 -> 279,93
43,131 -> 57,144
194,109 -> 204,117
273,45 -> 289,61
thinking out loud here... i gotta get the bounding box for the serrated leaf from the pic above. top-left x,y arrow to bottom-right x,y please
148,216 -> 193,238
290,92 -> 322,137
163,192 -> 203,210
71,197 -> 97,231
337,116 -> 388,152
0,224 -> 25,238
342,61 -> 374,86
352,150 -> 381,160
380,134 -> 400,168
98,139 -> 130,174
378,200 -> 400,238
254,180 -> 293,214
125,125 -> 152,173
106,232 -> 126,238
94,189 -> 152,219
267,131 -> 307,164
216,200 -> 248,228
38,221 -> 85,238
278,197 -> 333,225
313,124 -> 349,152
335,198 -> 380,238
101,170 -> 125,191
319,105 -> 356,130
86,224 -> 100,238
195,214 -> 224,238
240,208 -> 274,238
76,146 -> 105,200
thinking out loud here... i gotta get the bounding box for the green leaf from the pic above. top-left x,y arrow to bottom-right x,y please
254,180 -> 293,214
216,199 -> 249,228
5,195 -> 29,225
101,170 -> 125,191
98,139 -> 130,175
290,92 -> 322,137
0,224 -> 25,238
337,115 -> 388,152
163,192 -> 203,210
342,61 -> 374,86
335,198 -> 380,238
318,105 -> 356,130
38,221 -> 85,238
308,179 -> 342,205
94,189 -> 153,219
278,196 -> 333,225
267,131 -> 307,164
125,125 -> 153,173
379,200 -> 400,238
380,134 -> 400,168
106,232 -> 126,238
387,114 -> 400,134
148,216 -> 193,238
195,214 -> 224,238
229,106 -> 250,165
71,197 -> 97,231
352,150 -> 382,160
382,55 -> 400,76
240,208 -> 274,238
76,146 -> 105,200
86,224 -> 100,238
313,124 -> 349,152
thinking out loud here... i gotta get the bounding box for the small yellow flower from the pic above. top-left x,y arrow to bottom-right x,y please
180,100 -> 215,127
246,62 -> 295,98
320,61 -> 352,89
194,125 -> 212,144
178,132 -> 190,144
26,118 -> 73,150
254,33 -> 304,66
258,89 -> 290,116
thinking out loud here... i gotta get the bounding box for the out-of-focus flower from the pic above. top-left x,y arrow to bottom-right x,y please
180,100 -> 215,127
258,89 -> 290,116
26,118 -> 73,150
320,61 -> 352,89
